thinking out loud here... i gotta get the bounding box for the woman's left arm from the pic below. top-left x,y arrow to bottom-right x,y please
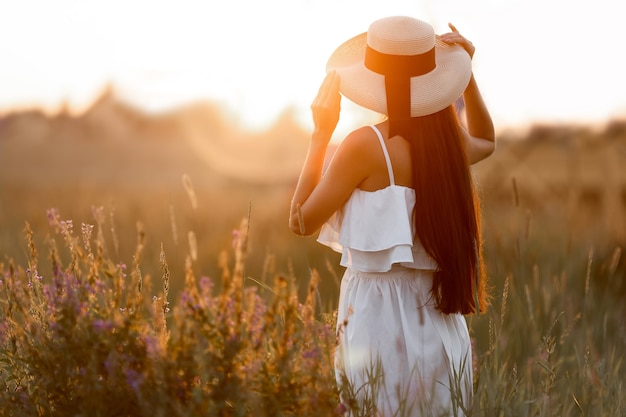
441,24 -> 496,164
461,74 -> 496,164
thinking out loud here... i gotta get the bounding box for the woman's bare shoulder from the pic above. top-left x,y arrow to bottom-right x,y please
335,125 -> 380,159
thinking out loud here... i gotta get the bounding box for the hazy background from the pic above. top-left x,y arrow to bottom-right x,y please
1,0 -> 625,303
2,0 -> 625,130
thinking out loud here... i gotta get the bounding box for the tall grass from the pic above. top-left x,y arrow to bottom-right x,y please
468,178 -> 625,416
0,209 -> 340,416
1,196 -> 624,416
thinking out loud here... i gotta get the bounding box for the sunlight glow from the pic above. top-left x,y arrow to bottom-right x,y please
0,0 -> 624,131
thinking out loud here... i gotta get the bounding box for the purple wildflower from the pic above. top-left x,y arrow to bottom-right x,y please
116,263 -> 127,277
104,355 -> 115,376
0,322 -> 9,345
335,402 -> 347,415
93,320 -> 114,333
302,348 -> 319,360
60,219 -> 73,236
232,229 -> 240,248
81,223 -> 94,250
180,290 -> 191,305
47,208 -> 61,231
199,276 -> 212,290
124,368 -> 143,393
143,334 -> 160,357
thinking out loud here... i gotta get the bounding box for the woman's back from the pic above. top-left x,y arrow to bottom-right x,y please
318,123 -> 439,273
350,121 -> 414,192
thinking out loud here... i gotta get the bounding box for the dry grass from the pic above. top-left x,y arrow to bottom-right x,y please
1,99 -> 625,415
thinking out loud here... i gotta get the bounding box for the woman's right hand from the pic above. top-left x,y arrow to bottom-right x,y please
310,70 -> 341,144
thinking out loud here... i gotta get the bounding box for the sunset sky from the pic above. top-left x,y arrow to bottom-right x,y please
1,0 -> 624,134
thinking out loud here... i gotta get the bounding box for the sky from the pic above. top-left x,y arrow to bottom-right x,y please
1,0 -> 625,134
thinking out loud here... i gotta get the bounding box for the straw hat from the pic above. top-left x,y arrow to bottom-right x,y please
326,16 -> 472,118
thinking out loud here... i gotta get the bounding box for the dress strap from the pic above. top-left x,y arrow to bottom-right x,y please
369,125 -> 395,186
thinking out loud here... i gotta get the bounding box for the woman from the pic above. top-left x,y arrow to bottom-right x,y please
290,16 -> 495,416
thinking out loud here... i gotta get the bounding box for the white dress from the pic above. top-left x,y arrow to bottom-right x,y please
318,125 -> 473,416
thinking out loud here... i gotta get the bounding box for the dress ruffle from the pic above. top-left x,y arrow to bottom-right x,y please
317,185 -> 438,272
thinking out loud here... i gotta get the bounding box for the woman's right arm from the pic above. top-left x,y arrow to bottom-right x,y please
289,71 -> 373,235
289,71 -> 340,235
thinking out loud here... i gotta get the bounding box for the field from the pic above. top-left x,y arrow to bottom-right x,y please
1,93 -> 625,416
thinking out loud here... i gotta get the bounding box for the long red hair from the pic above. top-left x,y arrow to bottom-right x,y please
397,106 -> 487,314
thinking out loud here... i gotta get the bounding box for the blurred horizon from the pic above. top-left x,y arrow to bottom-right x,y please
2,82 -> 625,138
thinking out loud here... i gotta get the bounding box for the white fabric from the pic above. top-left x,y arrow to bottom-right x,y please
319,125 -> 473,415
317,125 -> 437,272
336,267 -> 473,416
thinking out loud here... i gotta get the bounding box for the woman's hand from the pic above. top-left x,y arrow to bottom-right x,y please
439,23 -> 475,59
311,70 -> 341,144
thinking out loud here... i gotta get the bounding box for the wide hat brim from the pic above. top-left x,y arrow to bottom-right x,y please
326,31 -> 472,117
